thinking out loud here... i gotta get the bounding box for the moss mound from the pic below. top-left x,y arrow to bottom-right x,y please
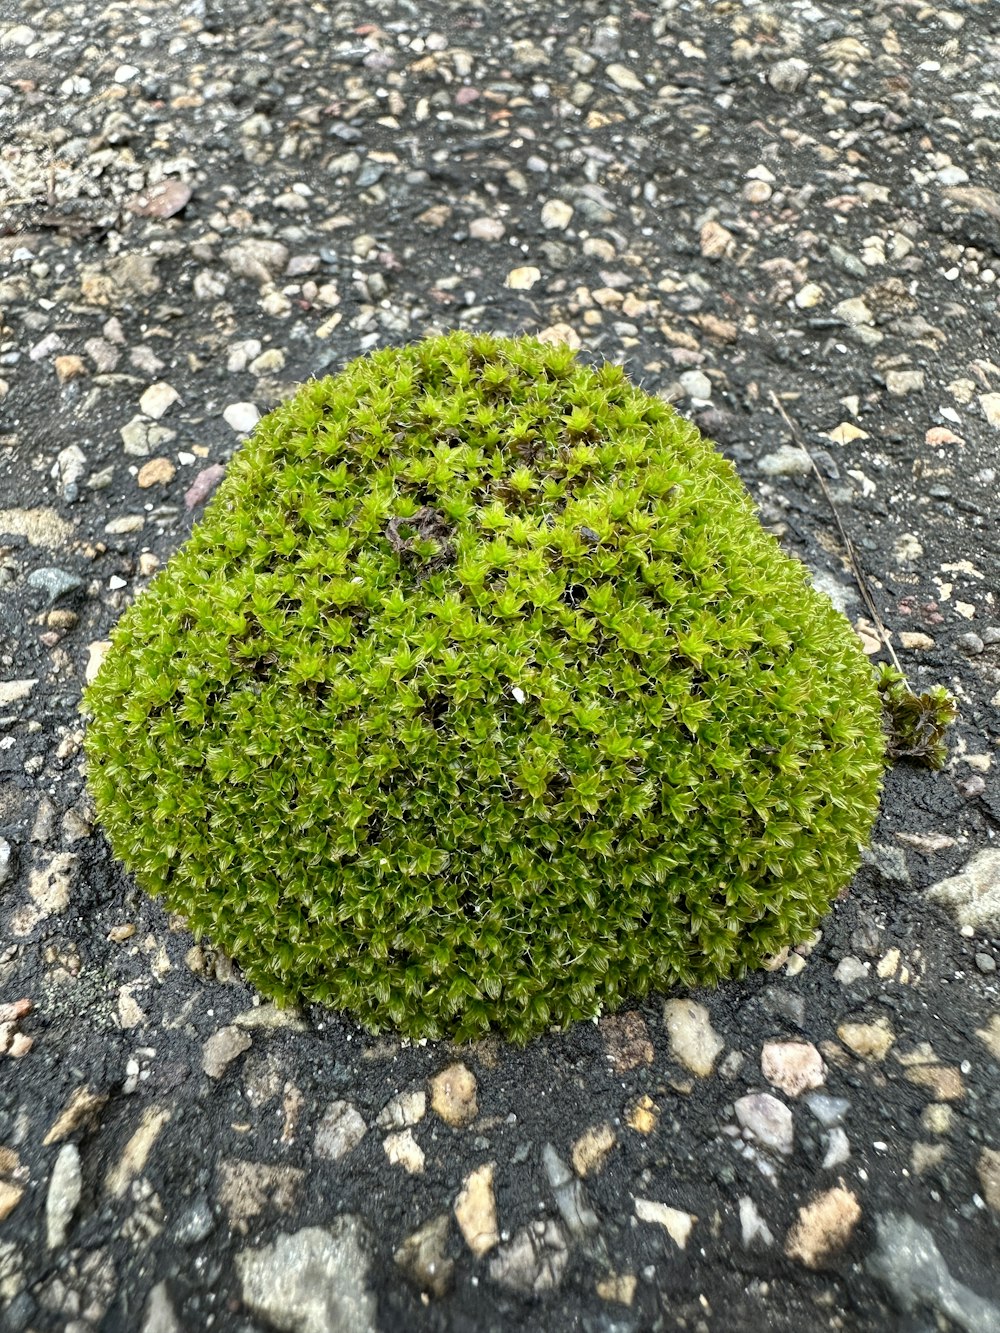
84,332 -> 886,1043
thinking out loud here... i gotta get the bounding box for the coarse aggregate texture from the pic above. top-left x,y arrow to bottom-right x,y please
1,1 -> 999,1331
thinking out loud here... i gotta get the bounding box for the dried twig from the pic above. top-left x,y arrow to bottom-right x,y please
767,389 -> 907,681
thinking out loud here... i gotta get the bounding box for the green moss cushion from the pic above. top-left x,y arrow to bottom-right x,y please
84,332 -> 886,1043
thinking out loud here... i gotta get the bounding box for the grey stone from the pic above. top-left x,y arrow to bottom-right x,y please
768,58 -> 810,93
757,445 -> 813,477
868,1213 -> 1000,1332
142,1281 -> 181,1333
805,1093 -> 851,1129
27,568 -> 83,606
542,1144 -> 601,1242
488,1218 -> 569,1294
956,632 -> 985,655
201,1026 -> 252,1079
236,1221 -> 376,1333
55,445 -> 88,502
46,1144 -> 81,1248
172,1197 -> 215,1246
809,568 -> 857,615
315,1100 -> 367,1161
734,1093 -> 794,1155
925,849 -> 1000,932
0,837 -> 15,887
861,843 -> 911,885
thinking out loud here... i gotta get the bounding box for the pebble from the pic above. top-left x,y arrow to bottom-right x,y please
383,1129 -> 424,1174
137,458 -> 176,488
768,58 -> 810,93
0,838 -> 14,887
55,444 -> 87,501
794,282 -> 825,309
925,850 -> 1000,932
979,1149 -> 1000,1213
201,1027 -> 252,1079
869,1213 -> 1000,1332
394,1214 -> 454,1299
54,355 -> 87,384
505,266 -> 542,290
679,369 -> 712,400
543,1144 -> 600,1243
106,1106 -> 170,1200
541,200 -> 574,230
223,402 -> 260,433
225,239 -> 290,285
236,1222 -> 376,1333
739,1196 -> 775,1247
141,1281 -> 181,1333
606,63 -> 644,92
488,1219 -> 568,1294
886,369 -> 925,396
599,1012 -> 653,1072
785,1187 -> 861,1269
184,464 -> 226,510
139,382 -> 179,419
980,393 -> 1000,429
734,1093 -> 794,1156
757,445 -> 812,477
314,1100 -> 367,1162
760,1042 -> 825,1098
633,1198 -> 697,1249
429,1062 -> 478,1127
26,568 -> 83,605
453,1162 -> 498,1257
571,1123 -> 617,1177
376,1089 -> 426,1131
663,998 -> 724,1077
45,1144 -> 81,1248
837,954 -> 869,986
121,415 -> 176,457
837,1019 -> 895,1061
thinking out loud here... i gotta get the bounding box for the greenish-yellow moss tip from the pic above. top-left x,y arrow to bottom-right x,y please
83,332 -> 888,1043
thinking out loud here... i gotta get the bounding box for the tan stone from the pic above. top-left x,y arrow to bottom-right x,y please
0,1180 -> 24,1222
537,322 -> 581,349
785,1187 -> 861,1269
137,457 -> 176,487
634,1199 -> 697,1249
837,1018 -> 895,1061
976,1014 -> 1000,1061
454,1163 -> 498,1257
625,1094 -> 659,1134
978,1147 -> 1000,1212
383,1129 -> 425,1174
504,266 -> 541,291
105,1106 -> 171,1198
599,1011 -> 653,1072
430,1062 -> 478,1127
596,1273 -> 637,1306
44,1086 -> 109,1144
571,1123 -> 617,1177
54,354 -> 87,383
216,1159 -> 304,1232
904,1065 -> 964,1101
664,998 -> 724,1076
912,1142 -> 948,1175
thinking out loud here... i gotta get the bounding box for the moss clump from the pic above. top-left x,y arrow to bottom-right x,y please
83,332 -> 887,1043
877,666 -> 957,770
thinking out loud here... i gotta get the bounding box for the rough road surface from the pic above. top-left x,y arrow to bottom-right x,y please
1,2 -> 999,1331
